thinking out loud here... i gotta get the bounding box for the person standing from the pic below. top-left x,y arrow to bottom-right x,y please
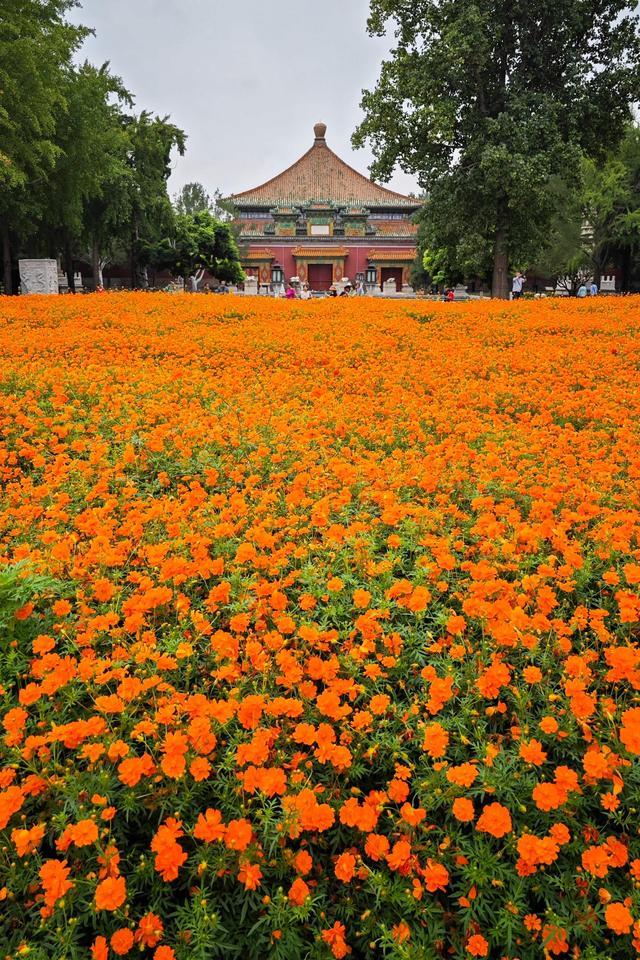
512,271 -> 525,299
285,283 -> 296,299
590,279 -> 599,296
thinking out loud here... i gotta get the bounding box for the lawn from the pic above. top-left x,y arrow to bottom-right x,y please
1,293 -> 640,960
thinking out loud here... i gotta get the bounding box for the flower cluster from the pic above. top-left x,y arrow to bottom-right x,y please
1,292 -> 640,959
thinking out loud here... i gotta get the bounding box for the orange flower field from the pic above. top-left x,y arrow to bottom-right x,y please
1,292 -> 640,960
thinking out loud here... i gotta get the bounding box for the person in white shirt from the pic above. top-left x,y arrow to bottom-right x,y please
512,272 -> 525,299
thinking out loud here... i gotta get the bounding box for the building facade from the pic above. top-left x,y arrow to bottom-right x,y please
229,123 -> 420,292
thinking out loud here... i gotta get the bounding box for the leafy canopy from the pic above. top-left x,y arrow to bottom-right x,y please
151,209 -> 244,283
353,0 -> 640,294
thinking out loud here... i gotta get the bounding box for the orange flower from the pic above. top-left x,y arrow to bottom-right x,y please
542,924 -> 569,955
466,934 -> 488,956
95,875 -> 126,911
288,877 -> 310,905
422,722 -> 449,758
620,707 -> 640,754
322,921 -> 351,959
69,818 -> 99,847
400,803 -> 426,827
423,859 -> 449,892
12,823 -> 45,857
365,833 -> 390,861
91,936 -> 108,960
334,851 -> 356,882
151,819 -> 188,881
446,763 -> 478,787
237,860 -> 263,890
392,921 -> 411,942
452,797 -> 475,822
39,859 -> 73,912
519,739 -> 547,766
476,802 -> 512,838
605,902 -> 633,934
225,818 -> 253,851
193,808 -> 225,842
111,928 -> 135,955
353,588 -> 371,608
0,786 -> 24,830
154,948 -> 176,960
135,913 -> 164,948
294,849 -> 313,875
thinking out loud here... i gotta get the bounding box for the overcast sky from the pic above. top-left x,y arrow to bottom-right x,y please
71,0 -> 417,201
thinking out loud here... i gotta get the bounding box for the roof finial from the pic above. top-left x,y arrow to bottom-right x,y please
314,122 -> 327,143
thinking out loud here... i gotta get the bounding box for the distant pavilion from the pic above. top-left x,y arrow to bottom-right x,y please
229,123 -> 420,292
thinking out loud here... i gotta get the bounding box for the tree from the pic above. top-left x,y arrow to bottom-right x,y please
151,209 -> 244,285
530,177 -> 590,294
583,124 -> 640,291
174,182 -> 212,215
532,126 -> 640,293
0,0 -> 88,292
124,112 -> 186,287
42,62 -> 133,291
353,0 -> 640,298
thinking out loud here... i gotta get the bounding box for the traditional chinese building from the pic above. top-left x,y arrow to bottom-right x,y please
229,123 -> 420,292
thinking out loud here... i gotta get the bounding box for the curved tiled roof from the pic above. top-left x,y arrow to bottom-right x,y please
231,123 -> 419,209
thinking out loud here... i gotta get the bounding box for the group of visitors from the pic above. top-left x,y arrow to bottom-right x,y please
285,278 -> 366,299
512,272 -> 600,299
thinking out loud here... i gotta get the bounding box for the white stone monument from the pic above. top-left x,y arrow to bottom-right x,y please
382,278 -> 397,295
243,276 -> 258,296
600,275 -> 616,292
19,259 -> 59,294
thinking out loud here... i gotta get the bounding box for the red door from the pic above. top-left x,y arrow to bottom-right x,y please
380,267 -> 403,291
308,263 -> 333,291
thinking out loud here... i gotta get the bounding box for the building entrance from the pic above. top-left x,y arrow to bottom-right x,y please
308,263 -> 333,291
380,267 -> 403,292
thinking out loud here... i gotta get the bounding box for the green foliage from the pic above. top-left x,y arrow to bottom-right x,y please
532,125 -> 640,292
353,0 -> 640,296
0,0 -> 88,192
124,111 -> 186,286
583,124 -> 640,290
0,4 -> 186,291
151,210 -> 244,283
174,182 -> 213,216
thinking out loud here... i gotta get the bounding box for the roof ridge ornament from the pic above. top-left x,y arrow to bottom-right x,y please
313,122 -> 327,143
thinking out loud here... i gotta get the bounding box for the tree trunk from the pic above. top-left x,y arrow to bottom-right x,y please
491,226 -> 509,299
92,237 -> 103,288
2,222 -> 12,296
621,248 -> 632,293
65,238 -> 75,293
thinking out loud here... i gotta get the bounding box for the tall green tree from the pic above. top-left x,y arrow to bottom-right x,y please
532,126 -> 640,293
174,182 -> 212,215
124,112 -> 186,287
353,0 -> 640,297
150,209 -> 244,285
42,61 -> 132,291
583,124 -> 640,291
0,0 -> 88,292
